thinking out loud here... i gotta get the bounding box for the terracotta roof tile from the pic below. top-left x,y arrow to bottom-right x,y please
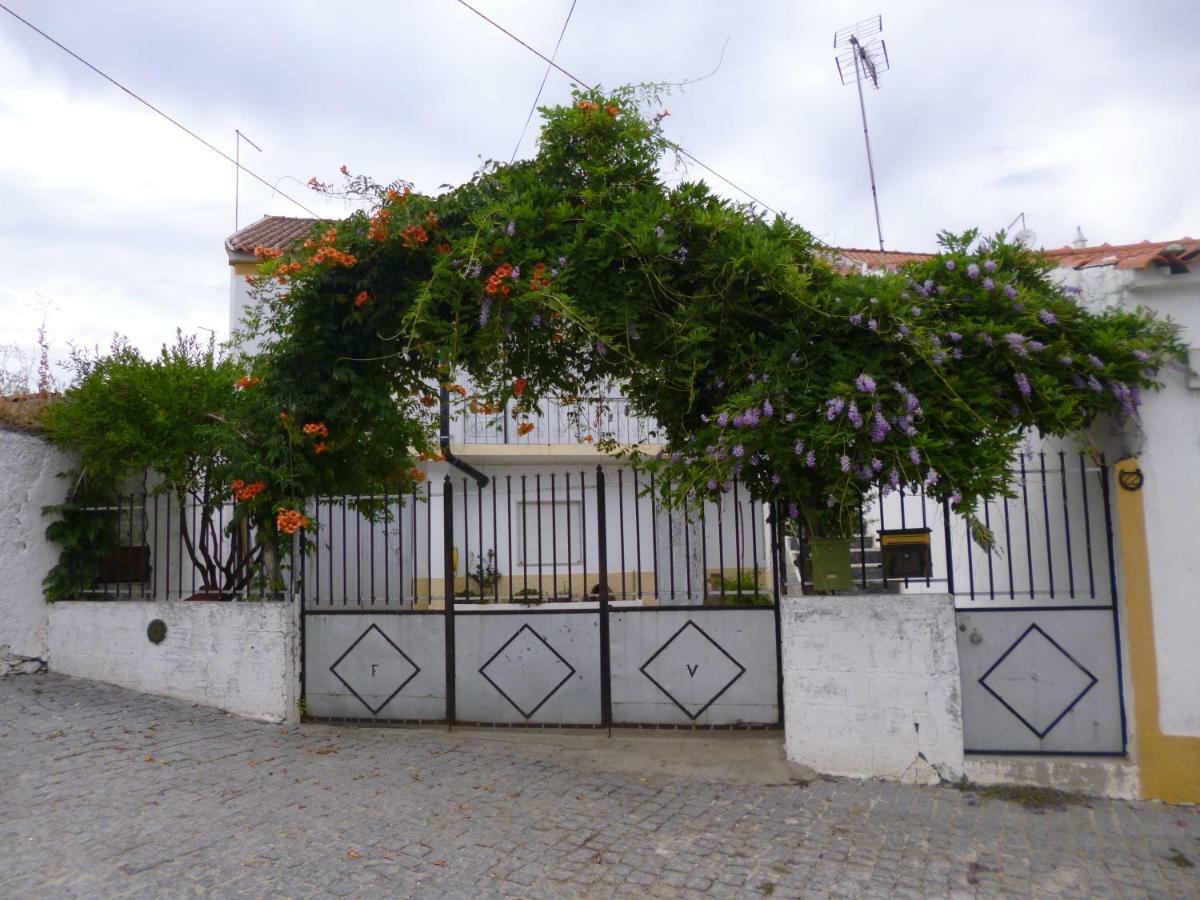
228,217 -> 1199,274
226,216 -> 322,256
1040,238 -> 1200,271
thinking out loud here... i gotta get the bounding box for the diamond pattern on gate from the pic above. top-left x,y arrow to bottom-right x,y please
640,620 -> 746,720
330,624 -> 420,716
479,624 -> 576,719
978,623 -> 1098,739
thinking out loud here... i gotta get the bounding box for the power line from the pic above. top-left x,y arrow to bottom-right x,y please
454,0 -> 779,216
0,2 -> 320,219
509,0 -> 577,164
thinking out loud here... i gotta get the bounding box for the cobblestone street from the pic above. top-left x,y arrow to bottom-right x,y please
2,674 -> 1198,898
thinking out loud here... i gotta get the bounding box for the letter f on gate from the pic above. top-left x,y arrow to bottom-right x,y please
371,664 -> 379,677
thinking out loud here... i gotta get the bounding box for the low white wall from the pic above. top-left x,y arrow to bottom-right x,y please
48,600 -> 299,723
0,429 -> 71,663
781,593 -> 963,784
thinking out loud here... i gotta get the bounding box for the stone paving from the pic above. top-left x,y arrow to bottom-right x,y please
2,674 -> 1199,898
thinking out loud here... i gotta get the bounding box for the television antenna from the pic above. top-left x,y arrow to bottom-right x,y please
1007,212 -> 1037,247
234,129 -> 262,230
834,16 -> 890,268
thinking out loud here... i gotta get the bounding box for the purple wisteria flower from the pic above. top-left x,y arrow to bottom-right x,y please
925,468 -> 940,487
531,314 -> 542,328
950,489 -> 963,506
1058,355 -> 1073,366
945,260 -> 956,271
707,480 -> 719,491
850,313 -> 863,326
855,373 -> 877,394
898,324 -> 910,337
794,440 -> 805,456
870,408 -> 891,443
450,258 -> 462,268
717,412 -> 729,427
655,225 -> 665,238
982,333 -> 995,347
771,473 -> 781,484
700,414 -> 710,423
1039,309 -> 1058,326
762,400 -> 774,418
872,458 -> 884,472
967,263 -> 980,279
468,262 -> 482,278
896,414 -> 917,437
558,256 -> 567,266
785,412 -> 796,423
788,502 -> 799,518
847,401 -> 863,429
826,397 -> 846,420
932,352 -> 946,366
1003,284 -> 1018,300
1133,349 -> 1151,362
948,331 -> 963,343
868,318 -> 879,331
479,298 -> 491,326
595,340 -> 607,356
839,455 -> 852,473
1028,341 -> 1045,353
983,277 -> 995,291
1005,333 -> 1029,357
805,450 -> 816,468
1014,372 -> 1032,397
984,259 -> 997,274
826,496 -> 836,508
511,266 -> 521,280
747,374 -> 757,382
732,444 -> 745,458
909,446 -> 921,466
748,454 -> 760,466
1088,375 -> 1104,393
888,468 -> 901,488
1088,354 -> 1105,370
953,348 -> 964,361
506,221 -> 516,236
713,376 -> 724,388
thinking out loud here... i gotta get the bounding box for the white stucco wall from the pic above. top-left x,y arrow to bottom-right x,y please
0,429 -> 71,662
1115,271 -> 1200,737
48,600 -> 299,723
781,593 -> 963,784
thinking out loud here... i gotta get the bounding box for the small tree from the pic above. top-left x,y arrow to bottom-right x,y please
42,333 -> 276,599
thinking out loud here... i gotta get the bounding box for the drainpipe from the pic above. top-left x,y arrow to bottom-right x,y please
439,386 -> 489,487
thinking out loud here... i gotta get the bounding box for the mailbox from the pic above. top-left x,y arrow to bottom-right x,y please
878,528 -> 932,580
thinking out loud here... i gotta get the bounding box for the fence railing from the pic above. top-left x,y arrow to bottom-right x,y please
66,448 -> 1114,609
303,469 -> 771,609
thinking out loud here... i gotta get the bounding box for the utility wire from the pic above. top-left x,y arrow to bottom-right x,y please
454,0 -> 778,216
509,0 -> 577,164
0,2 -> 320,219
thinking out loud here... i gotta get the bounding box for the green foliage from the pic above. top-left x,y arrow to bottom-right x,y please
41,491 -> 118,602
228,85 -> 1185,538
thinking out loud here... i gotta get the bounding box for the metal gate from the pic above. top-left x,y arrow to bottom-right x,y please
300,467 -> 784,728
877,449 -> 1127,755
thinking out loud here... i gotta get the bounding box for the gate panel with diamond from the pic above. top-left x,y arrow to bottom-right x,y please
454,611 -> 601,725
610,608 -> 778,726
304,613 -> 446,720
957,608 -> 1123,753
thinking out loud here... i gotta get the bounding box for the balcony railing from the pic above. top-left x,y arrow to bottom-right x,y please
455,396 -> 661,446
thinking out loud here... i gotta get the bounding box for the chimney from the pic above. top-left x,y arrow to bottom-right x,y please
1071,226 -> 1087,249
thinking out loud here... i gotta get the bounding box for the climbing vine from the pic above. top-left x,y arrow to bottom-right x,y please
225,85 -> 1184,539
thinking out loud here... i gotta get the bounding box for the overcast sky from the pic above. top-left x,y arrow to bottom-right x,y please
1,0 -> 1197,381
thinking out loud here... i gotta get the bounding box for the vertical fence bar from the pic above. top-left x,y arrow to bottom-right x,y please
1039,452 -> 1055,599
941,498 -> 956,596
506,475 -> 514,603
1002,494 -> 1015,600
477,479 -> 484,604
716,486 -> 726,601
443,476 -> 456,727
771,502 -> 784,724
750,499 -> 760,601
920,485 -> 931,587
462,477 -> 470,602
1099,454 -> 1128,750
564,472 -> 572,602
666,481 -> 676,603
983,501 -> 996,601
732,479 -> 743,591
383,490 -> 390,604
858,495 -> 867,590
618,469 -> 627,601
299,525 -> 307,710
1019,456 -> 1035,598
579,471 -> 588,595
520,475 -> 529,597
551,474 -> 559,602
1058,451 -> 1075,599
536,474 -> 544,600
633,470 -> 643,598
699,496 -> 709,603
492,476 -> 500,603
683,493 -> 694,602
595,466 -> 612,732
1079,452 -> 1096,599
649,472 -> 659,602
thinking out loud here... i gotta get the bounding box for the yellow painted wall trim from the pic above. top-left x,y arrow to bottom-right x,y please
231,261 -> 258,276
1114,456 -> 1200,803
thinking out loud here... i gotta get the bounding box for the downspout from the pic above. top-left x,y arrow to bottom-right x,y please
440,386 -> 489,487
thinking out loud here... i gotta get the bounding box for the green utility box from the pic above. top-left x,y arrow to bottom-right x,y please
809,537 -> 853,592
879,528 -> 933,580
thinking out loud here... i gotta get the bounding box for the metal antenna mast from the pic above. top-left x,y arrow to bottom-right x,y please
234,129 -> 262,230
834,16 -> 890,267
